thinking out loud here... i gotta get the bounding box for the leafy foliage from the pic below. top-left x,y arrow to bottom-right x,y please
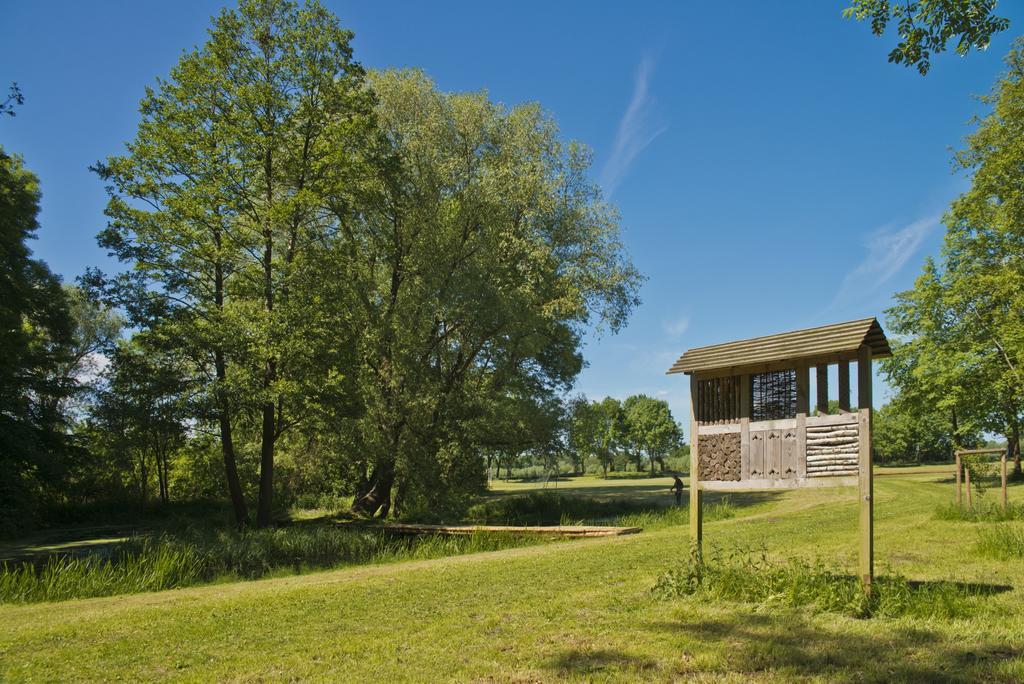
844,0 -> 1010,74
883,39 -> 1024,476
0,147 -> 73,533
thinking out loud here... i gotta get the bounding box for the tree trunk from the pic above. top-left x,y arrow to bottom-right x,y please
650,454 -> 656,476
352,461 -> 395,518
213,233 -> 249,527
951,406 -> 960,455
1012,421 -> 1022,477
256,397 -> 276,527
215,348 -> 248,527
138,451 -> 147,506
155,444 -> 168,504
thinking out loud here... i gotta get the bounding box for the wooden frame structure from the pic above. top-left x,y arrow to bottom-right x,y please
668,318 -> 891,591
954,447 -> 1009,512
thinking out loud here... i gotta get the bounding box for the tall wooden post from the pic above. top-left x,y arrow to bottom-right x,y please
965,464 -> 972,511
795,364 -> 810,416
857,344 -> 874,593
689,377 -> 702,558
816,364 -> 829,415
955,451 -> 962,507
740,373 -> 751,480
837,361 -> 850,413
795,365 -> 809,479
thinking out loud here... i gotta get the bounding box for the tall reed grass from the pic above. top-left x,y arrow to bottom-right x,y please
0,527 -> 548,604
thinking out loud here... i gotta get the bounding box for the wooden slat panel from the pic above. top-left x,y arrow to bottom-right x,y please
782,427 -> 799,478
749,431 -> 765,479
767,430 -> 782,479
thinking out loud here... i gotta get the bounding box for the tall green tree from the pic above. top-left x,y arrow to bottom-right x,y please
92,0 -> 372,526
340,70 -> 641,515
0,146 -> 73,531
844,0 -> 1010,74
624,394 -> 681,475
884,39 -> 1024,475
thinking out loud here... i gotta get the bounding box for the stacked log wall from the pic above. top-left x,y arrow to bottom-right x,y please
698,433 -> 741,481
805,421 -> 858,477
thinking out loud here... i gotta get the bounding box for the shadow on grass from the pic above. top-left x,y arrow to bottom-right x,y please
904,578 -> 1012,595
631,612 -> 1022,682
545,649 -> 659,677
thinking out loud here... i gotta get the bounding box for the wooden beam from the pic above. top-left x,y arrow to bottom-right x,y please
837,361 -> 851,412
857,344 -> 873,593
689,378 -> 702,557
700,476 -> 858,491
816,364 -> 829,415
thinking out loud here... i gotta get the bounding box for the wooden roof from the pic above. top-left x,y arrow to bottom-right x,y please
667,318 -> 891,375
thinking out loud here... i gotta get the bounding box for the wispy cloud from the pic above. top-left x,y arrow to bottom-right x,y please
600,55 -> 667,198
827,216 -> 939,313
662,315 -> 690,340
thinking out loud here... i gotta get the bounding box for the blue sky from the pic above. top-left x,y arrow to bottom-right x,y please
4,1 -> 1023,435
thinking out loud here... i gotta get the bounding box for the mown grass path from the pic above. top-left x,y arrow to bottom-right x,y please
1,472 -> 1021,682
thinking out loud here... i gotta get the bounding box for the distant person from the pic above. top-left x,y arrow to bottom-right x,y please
670,476 -> 685,506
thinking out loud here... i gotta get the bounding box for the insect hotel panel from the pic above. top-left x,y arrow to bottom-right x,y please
668,317 -> 890,588
668,318 -> 891,492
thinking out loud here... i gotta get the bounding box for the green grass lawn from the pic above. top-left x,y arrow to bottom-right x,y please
1,471 -> 1022,681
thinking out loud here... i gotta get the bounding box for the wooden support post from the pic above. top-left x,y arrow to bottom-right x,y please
955,451 -> 962,507
1002,450 -> 1009,513
857,344 -> 873,593
816,364 -> 829,415
689,377 -> 702,558
795,364 -> 809,416
740,374 -> 751,480
837,361 -> 850,413
965,462 -> 972,511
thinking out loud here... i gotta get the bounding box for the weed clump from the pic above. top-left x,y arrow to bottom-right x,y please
976,524 -> 1024,559
934,502 -> 1024,522
653,546 -> 990,619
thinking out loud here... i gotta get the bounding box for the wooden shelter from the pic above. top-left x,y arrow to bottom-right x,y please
667,317 -> 891,589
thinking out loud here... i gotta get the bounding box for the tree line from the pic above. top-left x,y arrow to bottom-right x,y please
483,393 -> 685,480
0,0 -> 642,533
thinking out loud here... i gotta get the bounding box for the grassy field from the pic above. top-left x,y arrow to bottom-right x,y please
1,468 -> 1022,681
